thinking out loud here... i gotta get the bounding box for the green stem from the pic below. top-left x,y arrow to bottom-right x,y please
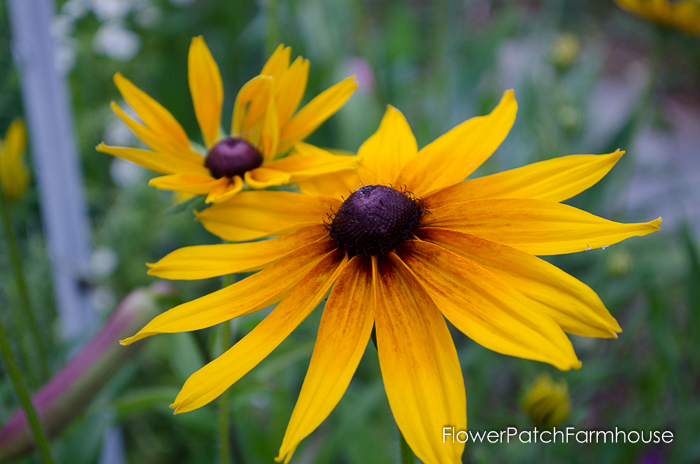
265,0 -> 279,56
398,427 -> 415,464
217,273 -> 234,464
0,191 -> 48,385
0,312 -> 54,463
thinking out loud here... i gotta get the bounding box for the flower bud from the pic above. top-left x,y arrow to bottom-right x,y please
522,373 -> 571,429
0,119 -> 30,202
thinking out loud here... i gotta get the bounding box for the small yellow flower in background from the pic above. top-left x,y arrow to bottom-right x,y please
615,0 -> 700,35
523,374 -> 571,429
98,37 -> 358,204
0,119 -> 29,202
123,90 -> 661,464
550,33 -> 581,70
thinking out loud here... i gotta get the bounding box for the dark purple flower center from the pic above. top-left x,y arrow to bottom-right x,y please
329,185 -> 426,256
205,137 -> 263,179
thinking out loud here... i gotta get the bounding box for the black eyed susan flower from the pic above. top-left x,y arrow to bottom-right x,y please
615,0 -> 700,35
0,119 -> 29,202
124,90 -> 661,464
522,374 -> 571,430
97,37 -> 358,203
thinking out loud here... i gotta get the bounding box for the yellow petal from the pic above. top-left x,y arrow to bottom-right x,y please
205,175 -> 244,204
113,73 -> 191,150
170,249 -> 348,413
296,169 -> 362,198
231,75 -> 273,137
0,119 -> 29,202
257,88 -> 280,160
392,242 -> 581,370
110,102 -> 202,163
261,44 -> 291,82
277,255 -> 374,463
196,191 -> 339,242
261,143 -> 360,185
148,173 -> 220,195
425,150 -> 625,208
147,224 -> 329,279
244,168 -> 291,189
122,239 -> 335,344
396,90 -> 517,196
278,77 -> 357,153
356,105 -> 417,186
96,143 -> 207,175
424,198 -> 662,255
373,255 -> 466,464
275,57 -> 309,127
188,36 -> 223,148
418,227 -> 621,338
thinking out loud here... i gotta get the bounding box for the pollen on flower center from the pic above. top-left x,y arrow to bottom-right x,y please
329,185 -> 426,257
205,137 -> 263,179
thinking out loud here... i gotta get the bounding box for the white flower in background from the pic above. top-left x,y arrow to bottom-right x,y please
110,158 -> 146,187
92,21 -> 141,61
135,6 -> 161,28
62,0 -> 90,19
89,286 -> 117,313
90,246 -> 119,278
92,0 -> 131,21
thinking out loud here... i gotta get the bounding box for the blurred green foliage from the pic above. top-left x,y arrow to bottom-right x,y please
1,0 -> 700,463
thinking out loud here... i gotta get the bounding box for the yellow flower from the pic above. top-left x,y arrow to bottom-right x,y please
522,374 -> 571,429
123,91 -> 661,464
0,119 -> 29,202
98,37 -> 358,203
615,0 -> 700,35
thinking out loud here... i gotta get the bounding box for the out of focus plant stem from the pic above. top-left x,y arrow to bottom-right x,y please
0,189 -> 48,385
0,283 -> 174,461
0,303 -> 55,464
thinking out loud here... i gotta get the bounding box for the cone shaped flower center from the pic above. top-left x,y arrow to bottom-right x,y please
205,137 -> 263,179
330,185 -> 425,256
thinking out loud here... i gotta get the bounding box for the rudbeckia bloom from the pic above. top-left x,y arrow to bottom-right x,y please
0,119 -> 29,202
124,90 -> 661,463
615,0 -> 700,35
522,374 -> 571,430
97,37 -> 358,203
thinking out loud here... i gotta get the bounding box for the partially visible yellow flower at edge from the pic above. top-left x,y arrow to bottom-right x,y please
97,37 -> 359,204
522,374 -> 571,429
0,119 -> 29,202
615,0 -> 700,35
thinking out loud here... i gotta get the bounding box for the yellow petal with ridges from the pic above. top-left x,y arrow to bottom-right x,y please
196,191 -> 339,242
96,143 -> 207,176
188,36 -> 223,148
232,75 -> 273,137
148,224 -> 329,279
261,44 -> 291,82
122,239 -> 335,344
170,249 -> 348,413
424,198 -> 662,255
110,102 -> 202,163
418,228 -> 621,338
205,175 -> 244,204
396,90 -> 517,196
244,168 -> 291,189
374,255 -> 466,464
356,105 -> 417,186
393,242 -> 581,370
277,255 -> 374,463
276,56 -> 310,127
113,73 -> 191,150
425,150 -> 625,208
148,173 -> 220,195
258,87 -> 280,160
278,77 -> 357,153
261,143 -> 360,184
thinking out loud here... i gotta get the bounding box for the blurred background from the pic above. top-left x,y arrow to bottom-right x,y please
1,0 -> 699,463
